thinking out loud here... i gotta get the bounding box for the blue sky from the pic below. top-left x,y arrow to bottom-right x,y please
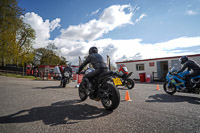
19,0 -> 200,65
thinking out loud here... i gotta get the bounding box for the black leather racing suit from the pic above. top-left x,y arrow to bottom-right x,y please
177,60 -> 200,86
60,66 -> 72,86
62,66 -> 72,79
78,53 -> 108,79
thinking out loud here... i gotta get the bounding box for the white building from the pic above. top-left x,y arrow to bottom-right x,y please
116,54 -> 200,82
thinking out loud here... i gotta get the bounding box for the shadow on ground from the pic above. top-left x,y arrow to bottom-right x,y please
33,86 -> 63,89
0,99 -> 112,126
146,94 -> 200,105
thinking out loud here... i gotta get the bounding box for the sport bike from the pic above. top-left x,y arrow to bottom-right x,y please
116,64 -> 134,89
115,72 -> 135,89
163,66 -> 200,95
78,68 -> 120,111
61,71 -> 71,87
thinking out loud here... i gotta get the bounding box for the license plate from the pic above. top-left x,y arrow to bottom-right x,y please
113,78 -> 122,85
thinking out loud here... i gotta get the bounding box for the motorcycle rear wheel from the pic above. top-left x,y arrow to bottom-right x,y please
79,82 -> 88,101
126,78 -> 135,89
101,83 -> 120,111
163,81 -> 176,95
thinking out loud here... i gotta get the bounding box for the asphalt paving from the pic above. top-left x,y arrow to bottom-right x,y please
0,76 -> 199,133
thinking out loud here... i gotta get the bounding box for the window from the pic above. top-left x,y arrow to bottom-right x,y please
136,64 -> 145,71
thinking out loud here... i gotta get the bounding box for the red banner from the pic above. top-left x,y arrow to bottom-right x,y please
77,74 -> 83,83
73,74 -> 77,80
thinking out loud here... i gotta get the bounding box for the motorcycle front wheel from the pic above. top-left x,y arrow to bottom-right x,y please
62,78 -> 68,87
101,83 -> 120,111
78,82 -> 88,101
126,78 -> 135,89
163,81 -> 176,95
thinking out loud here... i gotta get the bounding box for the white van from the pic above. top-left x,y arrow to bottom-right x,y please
53,66 -> 62,80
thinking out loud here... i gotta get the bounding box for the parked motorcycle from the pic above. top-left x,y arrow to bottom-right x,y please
116,64 -> 134,89
61,71 -> 71,87
115,72 -> 135,89
78,68 -> 120,111
163,66 -> 200,95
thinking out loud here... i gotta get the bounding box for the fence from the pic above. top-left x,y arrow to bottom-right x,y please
0,69 -> 25,76
0,69 -> 75,81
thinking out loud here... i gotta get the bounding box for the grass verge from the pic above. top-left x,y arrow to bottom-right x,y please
0,73 -> 40,80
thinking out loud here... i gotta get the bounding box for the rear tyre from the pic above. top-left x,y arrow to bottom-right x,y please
163,81 -> 176,95
126,78 -> 135,89
101,83 -> 120,111
79,82 -> 88,101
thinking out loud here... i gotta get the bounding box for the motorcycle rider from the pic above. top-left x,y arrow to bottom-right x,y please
177,56 -> 200,90
118,64 -> 128,78
60,64 -> 72,86
77,47 -> 108,91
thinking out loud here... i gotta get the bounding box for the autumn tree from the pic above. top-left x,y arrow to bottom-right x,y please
0,0 -> 35,67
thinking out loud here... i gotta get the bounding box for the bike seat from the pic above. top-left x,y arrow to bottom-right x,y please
95,71 -> 113,83
97,71 -> 113,79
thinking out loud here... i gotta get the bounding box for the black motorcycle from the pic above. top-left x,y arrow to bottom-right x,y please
61,71 -> 71,87
78,68 -> 120,111
115,72 -> 135,89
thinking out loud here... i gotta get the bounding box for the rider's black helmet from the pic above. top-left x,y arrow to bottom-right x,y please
179,56 -> 188,64
89,47 -> 98,54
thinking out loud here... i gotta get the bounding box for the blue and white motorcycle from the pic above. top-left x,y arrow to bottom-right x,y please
163,67 -> 200,95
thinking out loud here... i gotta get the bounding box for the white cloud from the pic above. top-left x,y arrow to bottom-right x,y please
185,10 -> 199,15
50,18 -> 61,31
22,12 -> 61,48
86,37 -> 200,65
90,8 -> 101,16
54,36 -> 200,65
135,13 -> 147,23
59,4 -> 134,42
22,5 -> 200,65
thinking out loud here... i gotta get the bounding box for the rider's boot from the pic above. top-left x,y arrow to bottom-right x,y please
178,82 -> 191,92
192,83 -> 196,89
178,87 -> 187,92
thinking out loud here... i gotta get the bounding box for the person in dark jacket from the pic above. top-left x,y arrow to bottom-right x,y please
60,64 -> 72,86
177,56 -> 200,89
77,47 -> 108,90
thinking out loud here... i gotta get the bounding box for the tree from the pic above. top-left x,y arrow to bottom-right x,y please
0,0 -> 35,67
10,20 -> 36,66
34,43 -> 68,66
60,56 -> 67,65
0,0 -> 24,66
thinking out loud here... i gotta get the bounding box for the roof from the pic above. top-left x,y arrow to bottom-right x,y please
116,54 -> 200,64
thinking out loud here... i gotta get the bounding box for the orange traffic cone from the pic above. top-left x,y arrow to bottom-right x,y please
125,91 -> 131,101
156,84 -> 160,91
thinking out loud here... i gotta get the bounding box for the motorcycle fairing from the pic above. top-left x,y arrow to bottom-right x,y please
124,72 -> 133,80
166,74 -> 186,89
